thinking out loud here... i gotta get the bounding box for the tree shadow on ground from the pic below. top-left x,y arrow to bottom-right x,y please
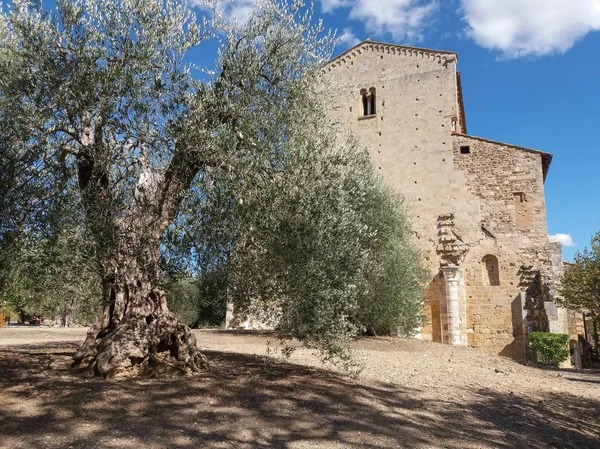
0,342 -> 598,449
560,369 -> 600,386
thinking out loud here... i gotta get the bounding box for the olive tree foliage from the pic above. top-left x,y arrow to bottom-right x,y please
558,232 -> 600,324
161,268 -> 228,328
0,23 -> 100,323
165,115 -> 427,359
218,107 -> 427,363
0,221 -> 102,325
0,128 -> 101,324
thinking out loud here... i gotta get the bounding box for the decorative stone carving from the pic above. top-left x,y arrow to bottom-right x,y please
436,213 -> 468,267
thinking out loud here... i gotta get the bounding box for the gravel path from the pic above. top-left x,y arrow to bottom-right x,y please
0,326 -> 598,449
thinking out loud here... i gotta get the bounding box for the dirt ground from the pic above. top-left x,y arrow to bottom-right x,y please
0,327 -> 599,449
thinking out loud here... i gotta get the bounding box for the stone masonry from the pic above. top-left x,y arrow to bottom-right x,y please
323,40 -> 573,360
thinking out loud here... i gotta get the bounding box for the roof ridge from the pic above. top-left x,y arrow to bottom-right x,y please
452,133 -> 551,156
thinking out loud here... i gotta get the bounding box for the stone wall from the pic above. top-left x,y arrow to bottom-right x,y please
323,41 -> 572,360
324,41 -> 464,275
449,135 -> 565,358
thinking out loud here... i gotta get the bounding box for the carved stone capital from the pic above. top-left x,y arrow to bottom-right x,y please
441,266 -> 460,284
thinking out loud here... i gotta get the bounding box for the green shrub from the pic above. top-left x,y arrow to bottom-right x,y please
529,332 -> 569,365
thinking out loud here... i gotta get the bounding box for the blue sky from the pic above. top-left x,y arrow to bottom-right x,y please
9,0 -> 600,261
214,0 -> 600,261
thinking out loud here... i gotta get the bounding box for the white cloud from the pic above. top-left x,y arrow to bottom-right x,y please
549,233 -> 575,247
340,27 -> 361,48
322,0 -> 353,14
322,0 -> 438,41
461,0 -> 600,58
191,0 -> 256,24
219,0 -> 255,23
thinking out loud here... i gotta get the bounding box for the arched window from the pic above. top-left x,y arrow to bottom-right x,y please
482,255 -> 500,286
361,87 -> 376,116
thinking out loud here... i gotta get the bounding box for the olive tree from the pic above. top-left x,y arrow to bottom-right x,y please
1,0 -> 336,376
223,111 -> 427,362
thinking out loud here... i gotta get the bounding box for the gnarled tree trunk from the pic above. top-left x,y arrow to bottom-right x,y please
73,138 -> 208,377
73,270 -> 207,377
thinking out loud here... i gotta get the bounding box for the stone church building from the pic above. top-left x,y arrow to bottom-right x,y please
323,40 -> 573,360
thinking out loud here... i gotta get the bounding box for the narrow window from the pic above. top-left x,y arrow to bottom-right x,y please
361,88 -> 368,116
360,87 -> 376,116
460,145 -> 470,154
482,255 -> 500,286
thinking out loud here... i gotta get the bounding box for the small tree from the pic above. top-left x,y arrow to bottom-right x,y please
0,183 -> 102,324
558,232 -> 600,349
558,233 -> 600,320
0,229 -> 102,325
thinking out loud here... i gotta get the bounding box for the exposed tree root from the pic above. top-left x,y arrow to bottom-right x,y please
73,290 -> 208,378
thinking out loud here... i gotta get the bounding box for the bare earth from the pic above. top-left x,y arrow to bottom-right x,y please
0,327 -> 598,449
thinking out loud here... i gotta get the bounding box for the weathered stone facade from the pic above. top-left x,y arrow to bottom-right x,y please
324,40 -> 572,360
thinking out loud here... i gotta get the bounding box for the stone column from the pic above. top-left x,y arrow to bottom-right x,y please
441,267 -> 466,346
520,291 -> 532,360
439,274 -> 448,344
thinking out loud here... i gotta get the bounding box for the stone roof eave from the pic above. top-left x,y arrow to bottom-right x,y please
325,40 -> 459,69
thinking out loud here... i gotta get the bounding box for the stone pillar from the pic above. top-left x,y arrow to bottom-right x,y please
520,291 -> 532,360
439,274 -> 448,344
441,267 -> 467,346
547,240 -> 571,363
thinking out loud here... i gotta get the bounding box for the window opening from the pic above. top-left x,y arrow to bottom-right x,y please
514,192 -> 526,203
482,255 -> 500,286
460,145 -> 470,154
361,87 -> 376,116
